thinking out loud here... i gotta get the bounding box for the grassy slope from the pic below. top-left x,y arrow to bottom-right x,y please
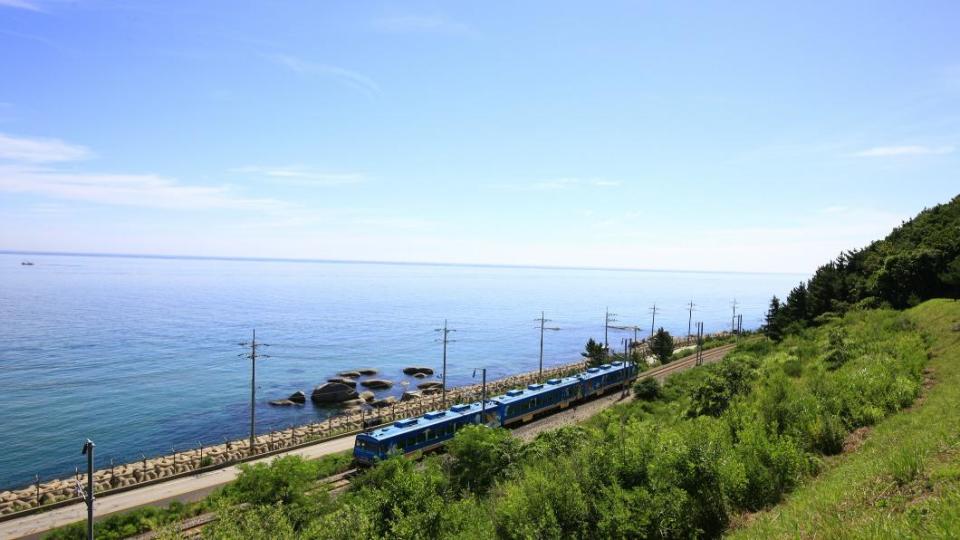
730,299 -> 960,539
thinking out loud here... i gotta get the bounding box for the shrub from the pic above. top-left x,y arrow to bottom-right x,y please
447,425 -> 521,495
806,413 -> 846,455
633,377 -> 661,401
494,460 -> 589,539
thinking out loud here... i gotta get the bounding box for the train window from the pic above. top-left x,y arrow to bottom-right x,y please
356,439 -> 379,452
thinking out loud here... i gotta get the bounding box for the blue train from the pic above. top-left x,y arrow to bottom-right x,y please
353,360 -> 637,464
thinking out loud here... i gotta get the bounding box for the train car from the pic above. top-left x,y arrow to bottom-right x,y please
579,361 -> 635,397
494,376 -> 582,426
353,400 -> 500,465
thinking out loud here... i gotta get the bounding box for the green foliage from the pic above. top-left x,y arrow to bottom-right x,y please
687,357 -> 758,417
43,501 -> 207,540
447,426 -> 521,495
581,337 -> 606,367
733,300 -> 960,539
649,327 -> 675,363
204,502 -> 298,540
632,377 -> 661,400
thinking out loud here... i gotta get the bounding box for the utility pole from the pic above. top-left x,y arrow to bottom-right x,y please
239,330 -> 269,454
696,322 -> 704,365
687,301 -> 696,338
78,439 -> 94,540
649,303 -> 660,337
731,299 -> 739,334
435,320 -> 456,408
604,308 -> 618,349
535,312 -> 560,381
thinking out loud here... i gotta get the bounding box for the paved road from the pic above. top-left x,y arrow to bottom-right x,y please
0,436 -> 356,540
1,343 -> 736,540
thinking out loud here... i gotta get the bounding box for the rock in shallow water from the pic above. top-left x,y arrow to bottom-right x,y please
311,382 -> 359,403
403,366 -> 434,376
360,378 -> 393,389
288,390 -> 306,403
327,377 -> 357,387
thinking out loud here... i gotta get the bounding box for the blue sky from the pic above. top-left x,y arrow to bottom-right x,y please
0,1 -> 957,273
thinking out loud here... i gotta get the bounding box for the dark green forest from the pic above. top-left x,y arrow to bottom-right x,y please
765,194 -> 960,340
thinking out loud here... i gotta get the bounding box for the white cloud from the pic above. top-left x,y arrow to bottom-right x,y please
0,165 -> 288,211
263,54 -> 381,99
232,165 -> 364,186
852,145 -> 954,157
0,0 -> 40,11
372,15 -> 474,36
0,133 -> 91,163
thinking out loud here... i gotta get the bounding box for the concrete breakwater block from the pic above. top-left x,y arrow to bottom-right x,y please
371,396 -> 397,408
360,379 -> 392,389
311,382 -> 359,403
401,390 -> 422,401
403,366 -> 434,376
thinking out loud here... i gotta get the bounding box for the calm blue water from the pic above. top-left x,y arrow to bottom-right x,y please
0,253 -> 804,489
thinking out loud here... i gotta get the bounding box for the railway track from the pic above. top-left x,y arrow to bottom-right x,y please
641,343 -> 736,381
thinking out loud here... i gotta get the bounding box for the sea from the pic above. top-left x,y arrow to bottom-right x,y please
0,252 -> 805,490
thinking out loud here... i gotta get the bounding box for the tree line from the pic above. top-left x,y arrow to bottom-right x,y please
764,194 -> 960,341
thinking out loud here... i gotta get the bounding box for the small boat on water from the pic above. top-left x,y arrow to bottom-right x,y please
21,261 -> 34,266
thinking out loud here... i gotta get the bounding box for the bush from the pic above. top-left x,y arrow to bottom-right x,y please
447,425 -> 521,495
806,413 -> 846,455
633,377 -> 661,400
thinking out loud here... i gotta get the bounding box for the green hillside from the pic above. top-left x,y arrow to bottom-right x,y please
732,299 -> 960,539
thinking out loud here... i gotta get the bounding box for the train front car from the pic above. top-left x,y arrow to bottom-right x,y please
352,400 -> 501,465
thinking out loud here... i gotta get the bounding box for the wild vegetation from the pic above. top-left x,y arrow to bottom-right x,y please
764,195 -> 960,340
734,299 -> 960,538
118,306 -> 928,539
